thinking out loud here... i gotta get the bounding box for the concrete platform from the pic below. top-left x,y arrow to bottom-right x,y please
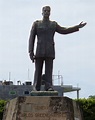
30,91 -> 58,96
3,96 -> 83,120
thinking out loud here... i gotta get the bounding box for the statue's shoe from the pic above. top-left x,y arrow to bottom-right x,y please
46,87 -> 54,91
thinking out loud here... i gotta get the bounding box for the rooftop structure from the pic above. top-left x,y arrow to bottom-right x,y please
0,80 -> 80,100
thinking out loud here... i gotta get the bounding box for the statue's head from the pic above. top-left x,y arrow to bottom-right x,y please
42,6 -> 51,18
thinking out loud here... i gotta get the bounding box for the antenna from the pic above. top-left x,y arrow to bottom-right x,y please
58,71 -> 60,85
9,72 -> 11,81
28,68 -> 30,80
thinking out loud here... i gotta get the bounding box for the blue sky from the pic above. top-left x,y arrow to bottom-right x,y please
0,0 -> 95,98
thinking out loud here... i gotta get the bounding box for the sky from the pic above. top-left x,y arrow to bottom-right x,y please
0,0 -> 95,99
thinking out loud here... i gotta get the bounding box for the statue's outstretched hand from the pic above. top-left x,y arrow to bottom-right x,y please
78,21 -> 87,28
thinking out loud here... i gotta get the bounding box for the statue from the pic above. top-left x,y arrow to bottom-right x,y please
28,6 -> 86,91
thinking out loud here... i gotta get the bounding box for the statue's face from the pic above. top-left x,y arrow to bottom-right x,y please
42,6 -> 50,18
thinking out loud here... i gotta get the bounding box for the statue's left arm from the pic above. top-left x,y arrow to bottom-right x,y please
29,21 -> 37,62
56,21 -> 87,34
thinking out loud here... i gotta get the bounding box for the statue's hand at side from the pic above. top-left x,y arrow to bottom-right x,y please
78,21 -> 87,28
29,52 -> 35,63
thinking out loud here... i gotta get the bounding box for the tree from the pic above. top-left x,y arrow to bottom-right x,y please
89,95 -> 95,99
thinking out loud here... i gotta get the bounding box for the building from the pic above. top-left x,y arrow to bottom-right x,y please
0,80 -> 81,100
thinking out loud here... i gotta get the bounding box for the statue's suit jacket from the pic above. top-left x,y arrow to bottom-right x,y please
29,20 -> 79,59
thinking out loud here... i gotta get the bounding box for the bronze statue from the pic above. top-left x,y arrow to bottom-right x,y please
29,6 -> 86,91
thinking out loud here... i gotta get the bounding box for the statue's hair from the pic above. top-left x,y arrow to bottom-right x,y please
42,6 -> 51,11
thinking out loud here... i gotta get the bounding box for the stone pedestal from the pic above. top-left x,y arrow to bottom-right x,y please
3,94 -> 83,120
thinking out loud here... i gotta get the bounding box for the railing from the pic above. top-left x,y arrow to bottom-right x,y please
52,75 -> 63,86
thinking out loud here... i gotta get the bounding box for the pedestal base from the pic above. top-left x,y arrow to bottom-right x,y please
3,96 -> 83,120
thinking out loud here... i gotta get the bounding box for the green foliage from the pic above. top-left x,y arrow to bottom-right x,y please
89,95 -> 95,99
0,100 -> 7,120
76,98 -> 95,120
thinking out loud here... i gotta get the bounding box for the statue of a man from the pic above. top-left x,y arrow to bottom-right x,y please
29,6 -> 86,91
